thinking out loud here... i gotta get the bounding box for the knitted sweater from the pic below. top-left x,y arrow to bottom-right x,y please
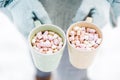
0,0 -> 12,7
0,0 -> 82,31
39,0 -> 82,31
1,0 -> 119,29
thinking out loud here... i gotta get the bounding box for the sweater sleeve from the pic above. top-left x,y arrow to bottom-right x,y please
0,0 -> 6,7
114,0 -> 120,2
107,0 -> 120,4
0,0 -> 13,7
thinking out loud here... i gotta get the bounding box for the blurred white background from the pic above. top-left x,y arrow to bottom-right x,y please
0,12 -> 36,80
0,11 -> 120,80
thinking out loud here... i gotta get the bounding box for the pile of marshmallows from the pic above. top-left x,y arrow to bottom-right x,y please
68,26 -> 102,50
31,26 -> 102,54
31,31 -> 63,54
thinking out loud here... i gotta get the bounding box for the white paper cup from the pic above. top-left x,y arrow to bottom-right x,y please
67,18 -> 103,69
28,23 -> 66,72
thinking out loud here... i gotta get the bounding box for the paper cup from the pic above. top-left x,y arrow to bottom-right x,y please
67,18 -> 103,69
28,23 -> 66,72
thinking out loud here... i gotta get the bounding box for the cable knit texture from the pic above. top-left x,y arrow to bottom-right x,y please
0,0 -> 13,7
0,0 -> 6,7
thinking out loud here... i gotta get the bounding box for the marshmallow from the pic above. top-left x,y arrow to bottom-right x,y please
86,28 -> 90,32
57,45 -> 63,50
53,34 -> 58,39
54,39 -> 59,45
52,45 -> 57,49
79,44 -> 85,48
75,36 -> 79,40
77,30 -> 81,35
39,48 -> 43,53
48,35 -> 53,41
58,37 -> 62,42
85,35 -> 89,40
48,31 -> 55,36
71,44 -> 76,48
32,38 -> 36,44
43,35 -> 48,40
43,47 -> 48,51
45,40 -> 51,47
69,36 -> 74,41
32,30 -> 63,54
88,34 -> 94,41
43,31 -> 48,35
36,43 -> 41,49
81,27 -> 85,31
75,40 -> 80,45
36,31 -> 42,39
96,38 -> 102,44
70,30 -> 76,36
73,26 -> 80,31
93,44 -> 99,48
89,29 -> 96,33
71,40 -> 76,44
59,42 -> 63,46
68,26 -> 102,50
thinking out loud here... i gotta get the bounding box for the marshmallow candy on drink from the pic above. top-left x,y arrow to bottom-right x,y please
68,26 -> 102,50
31,31 -> 63,54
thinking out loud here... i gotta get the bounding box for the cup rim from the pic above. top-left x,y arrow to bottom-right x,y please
28,24 -> 66,56
66,21 -> 103,52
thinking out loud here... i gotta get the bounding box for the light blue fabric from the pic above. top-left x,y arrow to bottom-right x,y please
57,45 -> 89,80
114,0 -> 120,2
108,0 -> 120,3
107,0 -> 113,4
73,0 -> 110,28
111,0 -> 120,26
107,0 -> 120,27
112,2 -> 120,20
0,0 -> 6,7
0,0 -> 13,7
5,0 -> 52,38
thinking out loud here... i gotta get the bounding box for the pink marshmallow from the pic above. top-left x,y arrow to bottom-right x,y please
75,36 -> 79,40
68,26 -> 102,50
57,45 -> 63,50
45,40 -> 51,47
96,38 -> 101,44
70,30 -> 76,36
43,47 -> 48,51
36,31 -> 42,39
52,45 -> 57,49
89,29 -> 96,33
58,37 -> 62,42
53,34 -> 58,39
32,30 -> 63,54
69,36 -> 74,41
43,31 -> 48,35
43,35 -> 48,40
81,27 -> 85,31
54,39 -> 59,45
48,35 -> 53,41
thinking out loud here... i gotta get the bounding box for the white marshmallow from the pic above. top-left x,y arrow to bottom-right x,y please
73,26 -> 80,31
